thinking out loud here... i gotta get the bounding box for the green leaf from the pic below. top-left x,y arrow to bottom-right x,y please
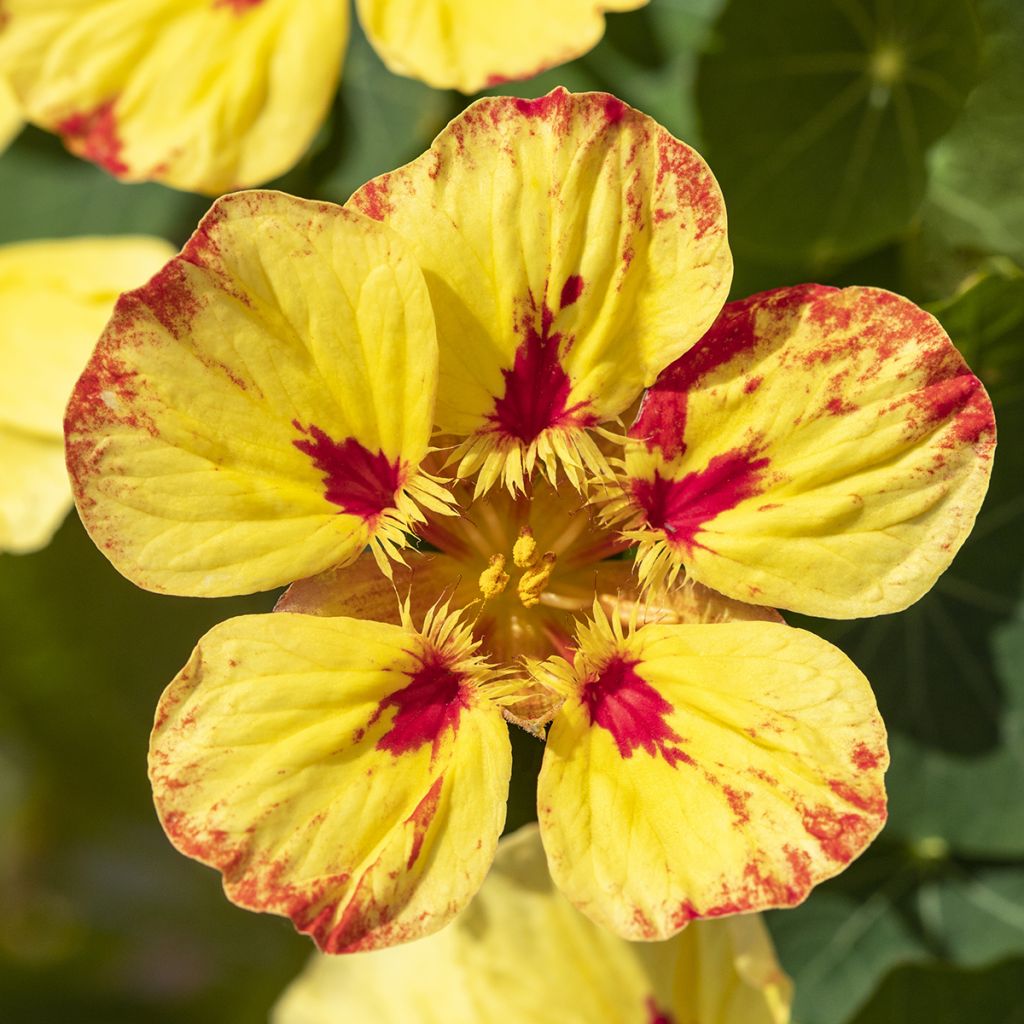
310,21 -> 457,205
696,0 -> 980,271
0,128 -> 207,247
923,0 -> 1024,268
845,958 -> 1024,1024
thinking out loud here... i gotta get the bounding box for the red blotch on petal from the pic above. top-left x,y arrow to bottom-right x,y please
852,742 -> 881,771
292,423 -> 405,524
58,100 -> 129,176
646,997 -> 676,1024
373,650 -> 472,759
801,804 -> 879,864
632,286 -> 831,460
581,656 -> 693,768
632,446 -> 770,552
487,286 -> 597,444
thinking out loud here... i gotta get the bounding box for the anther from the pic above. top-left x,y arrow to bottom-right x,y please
478,553 -> 510,599
518,551 -> 557,608
513,525 -> 539,569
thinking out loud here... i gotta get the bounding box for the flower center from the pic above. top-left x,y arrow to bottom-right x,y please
416,480 -> 629,663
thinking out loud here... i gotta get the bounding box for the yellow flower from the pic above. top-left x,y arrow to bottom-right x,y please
0,235 -> 174,553
0,0 -> 646,194
272,824 -> 793,1024
65,91 -> 993,952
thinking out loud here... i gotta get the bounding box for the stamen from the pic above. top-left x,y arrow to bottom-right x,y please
518,551 -> 557,607
513,525 -> 539,568
478,553 -> 510,599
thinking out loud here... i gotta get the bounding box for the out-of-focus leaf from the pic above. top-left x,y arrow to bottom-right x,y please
696,0 -> 980,272
312,22 -> 457,205
0,517 -> 308,1023
0,128 -> 206,247
923,0 -> 1024,268
846,958 -> 1024,1023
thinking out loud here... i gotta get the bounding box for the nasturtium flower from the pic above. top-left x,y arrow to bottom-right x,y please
272,824 -> 793,1024
0,76 -> 21,153
66,90 -> 995,952
0,235 -> 173,553
0,0 -> 645,194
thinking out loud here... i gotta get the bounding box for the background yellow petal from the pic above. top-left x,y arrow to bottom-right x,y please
348,88 -> 731,490
0,235 -> 173,553
0,429 -> 71,554
625,286 -> 996,617
272,823 -> 791,1024
538,619 -> 887,940
66,191 -> 440,597
0,0 -> 348,194
0,236 -> 175,438
150,612 -> 511,953
357,0 -> 648,94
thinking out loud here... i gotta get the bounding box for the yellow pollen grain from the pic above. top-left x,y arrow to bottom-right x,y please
518,551 -> 557,608
479,553 -> 510,599
513,526 -> 539,569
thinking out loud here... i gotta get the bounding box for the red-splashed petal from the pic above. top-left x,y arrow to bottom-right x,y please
348,87 -> 731,493
150,612 -> 510,953
0,0 -> 348,193
536,616 -> 887,940
623,286 -> 995,617
66,191 -> 440,597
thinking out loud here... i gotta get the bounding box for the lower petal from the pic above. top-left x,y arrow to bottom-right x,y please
150,611 -> 511,952
537,615 -> 887,940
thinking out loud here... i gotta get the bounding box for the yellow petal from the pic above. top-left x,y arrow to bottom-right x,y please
272,823 -> 791,1024
623,286 -> 996,616
357,0 -> 648,94
150,610 -> 511,953
0,76 -> 22,151
0,235 -> 173,553
348,88 -> 731,493
0,428 -> 70,554
66,191 -> 441,597
0,236 -> 175,438
0,0 -> 348,194
537,613 -> 887,940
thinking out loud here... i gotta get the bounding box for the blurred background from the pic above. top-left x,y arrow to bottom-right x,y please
2,0 -> 1023,1020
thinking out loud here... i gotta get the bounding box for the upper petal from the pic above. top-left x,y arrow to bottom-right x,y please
66,191 -> 441,597
0,75 -> 22,152
357,0 -> 648,94
348,88 -> 731,492
150,611 -> 511,953
0,0 -> 348,194
272,823 -> 791,1024
623,286 -> 996,617
537,615 -> 887,940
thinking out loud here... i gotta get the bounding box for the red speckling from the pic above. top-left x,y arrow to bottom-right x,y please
646,997 -> 676,1024
829,779 -> 886,818
654,135 -> 724,242
513,89 -> 570,120
353,176 -> 394,222
743,375 -> 763,394
405,775 -> 443,869
559,274 -> 585,309
136,261 -> 201,338
57,99 -> 129,175
802,804 -> 876,863
214,0 -> 264,10
723,784 -> 751,825
602,94 -> 628,124
826,395 -> 858,415
852,742 -> 881,771
632,446 -> 770,552
292,423 -> 405,523
374,650 -> 471,759
581,655 -> 693,767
